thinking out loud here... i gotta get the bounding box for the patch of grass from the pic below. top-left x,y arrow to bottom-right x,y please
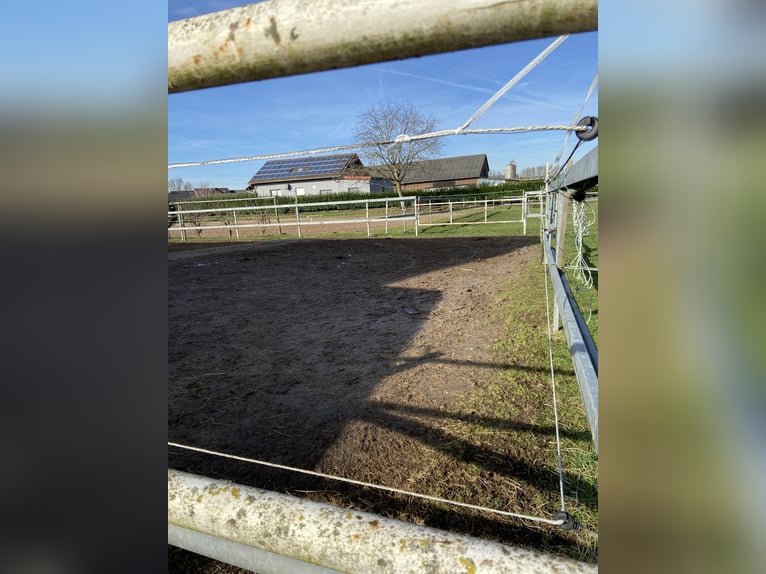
465,256 -> 598,558
357,255 -> 599,562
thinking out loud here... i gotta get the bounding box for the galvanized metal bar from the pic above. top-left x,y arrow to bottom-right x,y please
168,470 -> 597,574
556,193 -> 569,270
169,0 -> 598,93
544,237 -> 598,452
549,147 -> 598,193
169,524 -> 341,574
540,147 -> 598,449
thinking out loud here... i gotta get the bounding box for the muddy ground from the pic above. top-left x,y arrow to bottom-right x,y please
168,236 -> 596,568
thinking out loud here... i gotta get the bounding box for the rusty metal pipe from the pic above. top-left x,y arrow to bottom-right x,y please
168,0 -> 598,93
168,469 -> 596,573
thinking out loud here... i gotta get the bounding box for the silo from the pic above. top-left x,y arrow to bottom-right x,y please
505,160 -> 517,180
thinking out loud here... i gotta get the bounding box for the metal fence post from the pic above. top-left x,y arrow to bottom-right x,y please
414,198 -> 419,237
556,193 -> 569,271
523,193 -> 527,235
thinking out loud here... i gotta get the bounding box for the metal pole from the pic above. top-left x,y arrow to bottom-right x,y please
556,194 -> 569,270
169,524 -> 339,574
414,199 -> 419,237
552,194 -> 560,332
168,470 -> 597,574
365,201 -> 370,237
544,241 -> 599,452
385,200 -> 389,235
168,0 -> 598,93
233,209 -> 240,239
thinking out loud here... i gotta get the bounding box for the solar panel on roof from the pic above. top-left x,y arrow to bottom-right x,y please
250,154 -> 356,182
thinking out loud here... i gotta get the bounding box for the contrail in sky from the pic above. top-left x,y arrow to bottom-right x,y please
374,67 -> 550,107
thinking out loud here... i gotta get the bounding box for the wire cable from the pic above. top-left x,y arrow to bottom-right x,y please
546,139 -> 583,185
552,71 -> 598,171
459,35 -> 569,131
168,441 -> 566,527
168,125 -> 586,169
542,245 -> 568,512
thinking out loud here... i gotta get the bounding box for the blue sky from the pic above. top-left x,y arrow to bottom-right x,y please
168,1 -> 598,190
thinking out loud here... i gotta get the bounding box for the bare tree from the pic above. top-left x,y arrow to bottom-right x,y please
193,182 -> 216,198
182,181 -> 194,191
354,102 -> 443,197
520,164 -> 547,179
168,177 -> 184,191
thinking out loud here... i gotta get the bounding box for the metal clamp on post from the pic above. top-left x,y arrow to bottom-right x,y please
575,116 -> 598,141
554,510 -> 582,531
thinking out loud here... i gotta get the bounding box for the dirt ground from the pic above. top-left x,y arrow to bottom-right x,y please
168,236 -> 594,566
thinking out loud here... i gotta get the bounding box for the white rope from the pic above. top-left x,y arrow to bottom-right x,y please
168,125 -> 586,169
567,199 -> 596,288
459,35 -> 569,131
542,248 -> 567,512
551,71 -> 598,176
168,441 -> 565,526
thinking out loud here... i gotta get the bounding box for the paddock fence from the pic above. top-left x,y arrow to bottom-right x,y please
168,196 -> 418,240
168,0 -> 598,570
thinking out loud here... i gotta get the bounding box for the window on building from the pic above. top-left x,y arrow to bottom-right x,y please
296,187 -> 306,196
319,189 -> 332,196
270,189 -> 281,197
348,187 -> 360,193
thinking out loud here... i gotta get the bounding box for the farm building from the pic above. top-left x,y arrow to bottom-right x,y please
369,154 -> 490,192
246,153 -> 374,197
245,152 -> 492,197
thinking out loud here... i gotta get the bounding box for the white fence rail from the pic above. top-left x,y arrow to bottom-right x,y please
169,196 -> 418,241
415,193 -> 548,235
523,190 -> 545,234
416,196 -> 523,228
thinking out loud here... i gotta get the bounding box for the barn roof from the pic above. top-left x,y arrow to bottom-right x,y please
247,153 -> 363,187
402,154 -> 489,184
367,154 -> 489,184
